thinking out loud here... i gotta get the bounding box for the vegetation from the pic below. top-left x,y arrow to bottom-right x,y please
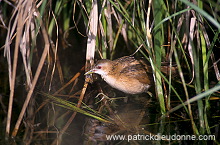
0,0 -> 219,144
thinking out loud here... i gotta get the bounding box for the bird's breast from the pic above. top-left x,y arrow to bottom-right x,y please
101,75 -> 117,88
101,74 -> 150,94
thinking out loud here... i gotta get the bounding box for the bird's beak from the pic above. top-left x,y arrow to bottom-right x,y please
84,70 -> 95,75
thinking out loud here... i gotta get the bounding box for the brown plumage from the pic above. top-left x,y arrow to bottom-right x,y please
85,56 -> 153,94
85,56 -> 178,94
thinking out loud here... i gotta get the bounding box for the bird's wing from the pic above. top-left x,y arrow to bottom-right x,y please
120,64 -> 153,85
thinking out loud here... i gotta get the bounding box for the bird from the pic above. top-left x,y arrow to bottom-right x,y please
85,56 -> 154,94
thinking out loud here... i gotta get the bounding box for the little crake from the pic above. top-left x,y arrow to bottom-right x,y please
85,56 -> 153,94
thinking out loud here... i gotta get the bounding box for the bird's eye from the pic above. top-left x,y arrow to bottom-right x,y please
97,66 -> 102,69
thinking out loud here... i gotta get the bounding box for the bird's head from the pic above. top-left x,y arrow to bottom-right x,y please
85,59 -> 112,76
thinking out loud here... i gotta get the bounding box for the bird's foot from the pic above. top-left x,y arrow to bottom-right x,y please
95,93 -> 114,104
95,93 -> 126,104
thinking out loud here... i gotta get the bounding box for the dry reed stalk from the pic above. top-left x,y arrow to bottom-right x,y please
48,12 -> 61,91
146,0 -> 153,48
11,8 -> 50,137
51,0 -> 98,144
105,1 -> 113,52
33,67 -> 84,120
85,0 -> 98,72
4,0 -> 34,137
187,17 -> 196,83
176,10 -> 197,134
51,81 -> 89,145
53,66 -> 85,95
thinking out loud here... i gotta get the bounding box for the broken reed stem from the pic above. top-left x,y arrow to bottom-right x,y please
52,0 -> 98,142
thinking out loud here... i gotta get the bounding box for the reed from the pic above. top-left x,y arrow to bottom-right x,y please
1,0 -> 219,144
